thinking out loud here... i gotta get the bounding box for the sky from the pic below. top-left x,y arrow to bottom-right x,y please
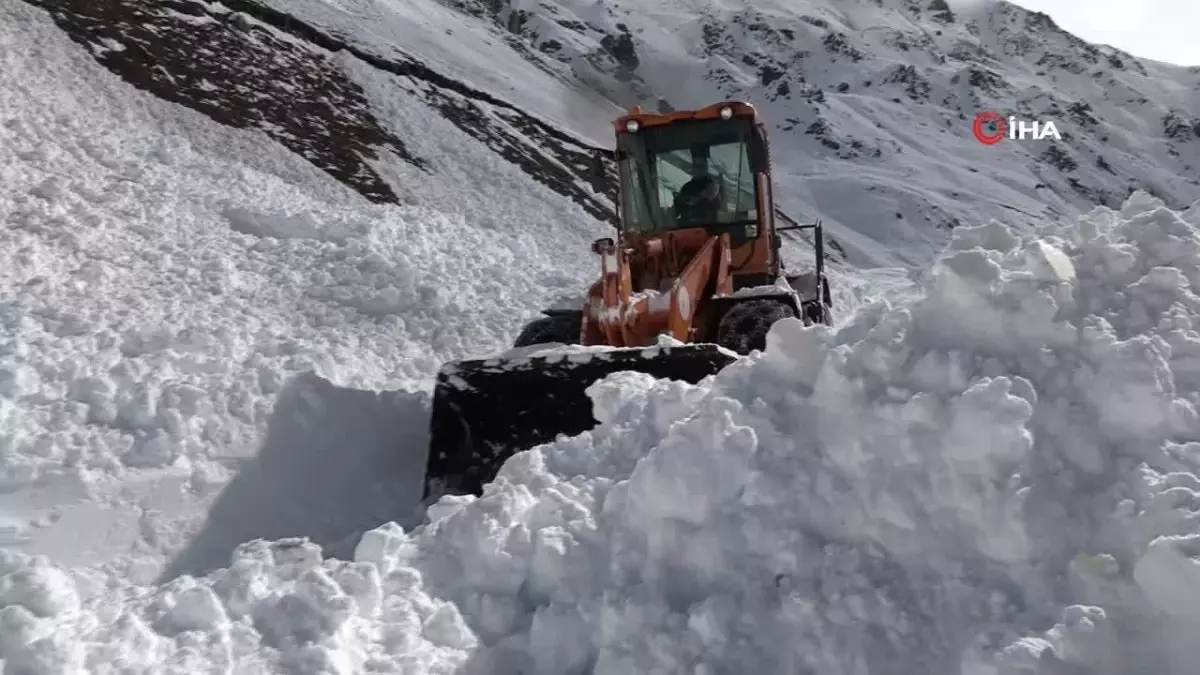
1006,0 -> 1200,66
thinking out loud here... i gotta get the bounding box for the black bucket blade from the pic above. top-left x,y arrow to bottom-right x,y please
424,343 -> 737,497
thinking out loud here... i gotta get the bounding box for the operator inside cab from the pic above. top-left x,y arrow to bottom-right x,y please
673,173 -> 727,225
615,112 -> 760,235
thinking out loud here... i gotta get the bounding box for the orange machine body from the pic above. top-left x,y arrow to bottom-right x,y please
579,101 -> 790,347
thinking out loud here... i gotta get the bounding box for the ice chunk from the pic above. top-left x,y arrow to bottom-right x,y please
1025,240 -> 1077,282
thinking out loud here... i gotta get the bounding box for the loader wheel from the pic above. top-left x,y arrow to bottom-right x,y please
513,314 -> 581,347
716,300 -> 796,355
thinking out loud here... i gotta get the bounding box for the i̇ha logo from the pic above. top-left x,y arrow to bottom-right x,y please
973,110 -> 1061,145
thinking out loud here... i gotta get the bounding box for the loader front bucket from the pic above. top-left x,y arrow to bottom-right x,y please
424,343 -> 737,498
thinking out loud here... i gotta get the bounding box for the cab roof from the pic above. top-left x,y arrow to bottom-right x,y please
613,101 -> 759,133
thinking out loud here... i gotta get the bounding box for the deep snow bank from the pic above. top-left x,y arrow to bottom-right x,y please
0,0 -> 603,576
6,192 -> 1200,673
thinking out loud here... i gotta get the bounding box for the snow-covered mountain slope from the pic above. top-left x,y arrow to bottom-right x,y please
27,0 -> 1200,269
434,0 -> 1200,265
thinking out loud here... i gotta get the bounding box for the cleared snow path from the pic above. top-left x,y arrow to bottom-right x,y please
157,373 -> 431,582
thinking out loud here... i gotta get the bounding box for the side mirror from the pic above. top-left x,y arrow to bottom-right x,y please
591,237 -> 615,254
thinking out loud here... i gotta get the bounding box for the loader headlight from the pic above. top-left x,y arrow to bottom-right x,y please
625,119 -> 640,133
719,106 -> 734,120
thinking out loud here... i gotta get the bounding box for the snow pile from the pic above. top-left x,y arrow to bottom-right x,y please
404,189 -> 1200,675
3,192 -> 1199,672
0,0 -> 604,575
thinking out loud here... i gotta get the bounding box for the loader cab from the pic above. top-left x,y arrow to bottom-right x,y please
611,102 -> 779,287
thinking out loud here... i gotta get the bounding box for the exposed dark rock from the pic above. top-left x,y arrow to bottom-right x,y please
947,40 -> 991,64
600,28 -> 639,70
883,64 -> 931,102
759,64 -> 784,87
928,0 -> 954,23
1066,101 -> 1099,128
31,0 -> 425,204
701,21 -> 726,55
1164,112 -> 1195,142
823,33 -> 864,62
1069,178 -> 1112,206
1040,145 -> 1079,173
1024,10 -> 1059,31
965,67 -> 1009,95
1035,52 -> 1086,75
25,0 -> 617,221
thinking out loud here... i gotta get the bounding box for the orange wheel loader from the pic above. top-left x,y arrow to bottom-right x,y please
424,101 -> 833,497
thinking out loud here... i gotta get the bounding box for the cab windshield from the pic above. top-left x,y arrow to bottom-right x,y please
616,118 -> 758,233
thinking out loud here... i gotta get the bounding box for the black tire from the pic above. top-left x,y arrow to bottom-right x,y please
802,299 -> 831,325
716,300 -> 796,355
513,314 -> 581,347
